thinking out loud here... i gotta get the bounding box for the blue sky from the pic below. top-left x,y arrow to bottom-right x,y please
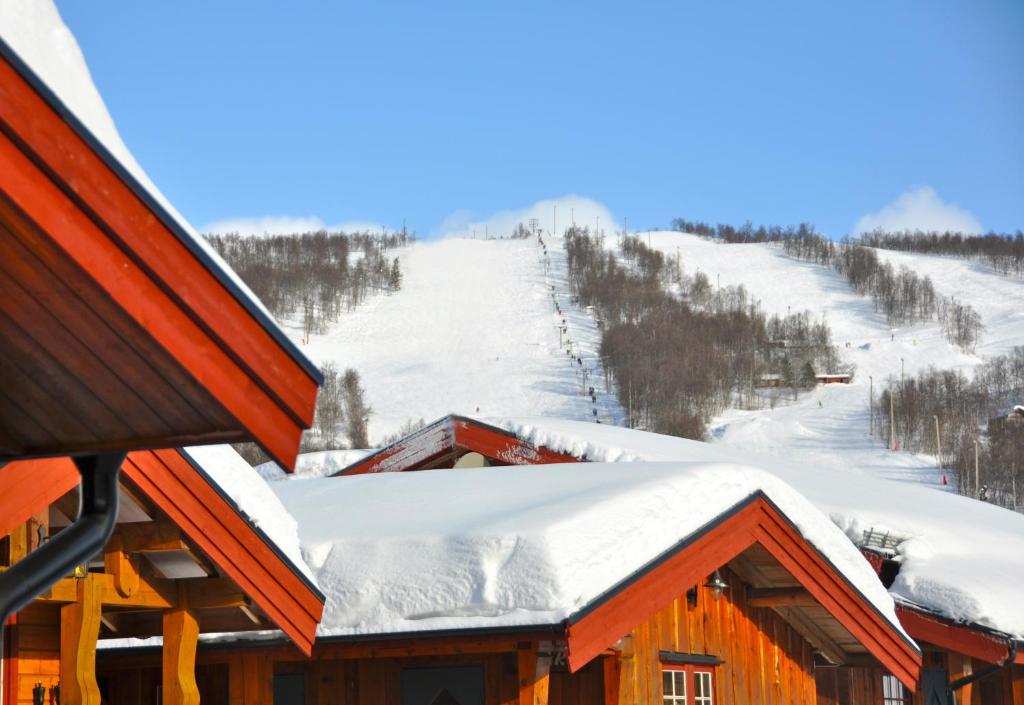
59,1 -> 1023,238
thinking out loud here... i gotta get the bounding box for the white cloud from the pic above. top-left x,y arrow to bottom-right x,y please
433,195 -> 619,240
854,187 -> 982,235
200,215 -> 388,236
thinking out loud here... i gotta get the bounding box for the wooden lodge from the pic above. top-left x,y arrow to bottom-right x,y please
0,27 -> 319,705
95,488 -> 920,705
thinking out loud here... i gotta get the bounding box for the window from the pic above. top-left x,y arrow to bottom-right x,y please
663,669 -> 687,704
693,671 -> 714,705
882,674 -> 910,705
661,666 -> 715,705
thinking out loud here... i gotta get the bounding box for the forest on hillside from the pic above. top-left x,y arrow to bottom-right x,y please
857,229 -> 1024,277
206,229 -> 411,342
565,228 -> 843,439
877,348 -> 1024,510
206,229 -> 409,462
671,217 -> 984,351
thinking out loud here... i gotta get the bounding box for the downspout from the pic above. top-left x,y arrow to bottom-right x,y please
0,453 -> 123,630
946,640 -> 1017,705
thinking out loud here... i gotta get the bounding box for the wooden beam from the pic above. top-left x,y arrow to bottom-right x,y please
949,653 -> 972,704
163,587 -> 201,705
112,520 -> 188,553
748,587 -> 816,607
518,647 -> 552,705
60,574 -> 103,705
774,605 -> 848,667
184,577 -> 247,610
37,571 -> 175,609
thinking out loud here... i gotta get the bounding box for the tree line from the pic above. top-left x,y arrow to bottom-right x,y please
670,217 -> 987,351
858,229 -> 1024,277
877,347 -> 1024,510
206,229 -> 411,342
780,231 -> 983,351
565,228 -> 843,439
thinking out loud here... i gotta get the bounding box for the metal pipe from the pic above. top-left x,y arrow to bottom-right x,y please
0,452 -> 123,626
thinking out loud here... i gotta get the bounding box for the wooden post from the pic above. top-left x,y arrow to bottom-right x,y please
163,586 -> 200,705
948,653 -> 972,705
603,655 -> 621,705
518,647 -> 552,705
103,535 -> 139,598
60,574 -> 103,705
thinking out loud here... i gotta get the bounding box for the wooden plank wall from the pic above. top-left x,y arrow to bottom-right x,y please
616,568 -> 817,705
10,604 -> 60,705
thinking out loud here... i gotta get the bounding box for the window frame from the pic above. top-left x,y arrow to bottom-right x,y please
661,662 -> 718,705
881,673 -> 911,705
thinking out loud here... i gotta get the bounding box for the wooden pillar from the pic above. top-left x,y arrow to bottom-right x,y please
60,574 -> 103,705
518,647 -> 551,705
602,655 -> 621,705
162,590 -> 200,705
949,653 -> 973,705
1010,665 -> 1024,705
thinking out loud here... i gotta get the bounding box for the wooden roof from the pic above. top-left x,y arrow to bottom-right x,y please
0,452 -> 324,655
0,40 -> 318,468
332,415 -> 578,476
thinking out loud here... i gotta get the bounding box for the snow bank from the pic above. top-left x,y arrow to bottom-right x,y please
271,461 -> 905,640
0,1 -> 312,367
255,449 -> 375,482
498,417 -> 1024,639
182,445 -> 316,586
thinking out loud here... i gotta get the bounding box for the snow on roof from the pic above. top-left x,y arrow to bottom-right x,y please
181,445 -> 317,587
255,449 -> 375,483
497,417 -> 1024,639
0,0 -> 316,378
270,461 -> 906,641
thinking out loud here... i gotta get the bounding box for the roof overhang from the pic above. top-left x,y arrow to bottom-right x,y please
0,453 -> 324,654
895,605 -> 1024,666
561,492 -> 920,688
333,415 -> 578,475
0,39 -> 318,468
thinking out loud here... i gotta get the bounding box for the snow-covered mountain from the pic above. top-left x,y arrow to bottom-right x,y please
287,230 -> 1024,495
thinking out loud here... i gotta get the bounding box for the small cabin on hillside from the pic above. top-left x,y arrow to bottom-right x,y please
100,462 -> 920,705
988,406 -> 1024,436
814,374 -> 852,385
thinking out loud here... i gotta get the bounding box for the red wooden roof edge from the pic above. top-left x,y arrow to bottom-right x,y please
0,453 -> 324,655
563,492 -> 921,689
0,42 -> 318,469
895,604 -> 1024,666
332,414 -> 577,476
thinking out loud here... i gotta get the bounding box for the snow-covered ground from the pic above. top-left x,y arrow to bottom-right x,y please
638,231 -> 1024,490
287,236 -> 624,444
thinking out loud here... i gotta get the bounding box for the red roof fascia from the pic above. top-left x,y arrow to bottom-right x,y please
565,495 -> 921,690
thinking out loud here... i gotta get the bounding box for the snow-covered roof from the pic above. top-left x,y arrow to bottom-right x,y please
497,417 -> 1024,640
182,445 -> 317,587
0,0 -> 317,382
270,461 -> 906,642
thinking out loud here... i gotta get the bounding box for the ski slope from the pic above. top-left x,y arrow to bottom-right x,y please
640,231 -> 1024,489
285,237 -> 624,444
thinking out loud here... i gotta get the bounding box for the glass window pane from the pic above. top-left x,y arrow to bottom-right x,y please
663,671 -> 673,695
675,671 -> 686,697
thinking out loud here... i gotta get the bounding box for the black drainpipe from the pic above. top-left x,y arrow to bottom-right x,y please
0,453 -> 123,642
946,640 -> 1017,704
